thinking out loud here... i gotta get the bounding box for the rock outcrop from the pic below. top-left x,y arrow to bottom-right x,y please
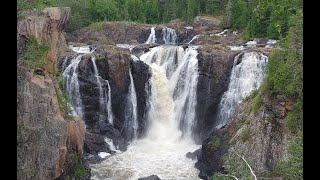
196,92 -> 290,179
67,21 -> 197,45
194,45 -> 238,142
193,16 -> 223,30
17,7 -> 71,73
17,7 -> 90,180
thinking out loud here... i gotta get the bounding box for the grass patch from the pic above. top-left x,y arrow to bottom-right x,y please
275,133 -> 303,180
208,137 -> 222,151
239,128 -> 251,142
21,36 -> 49,70
248,94 -> 262,113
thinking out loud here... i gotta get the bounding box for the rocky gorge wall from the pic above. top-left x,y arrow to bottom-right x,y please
17,8 -> 285,180
17,7 -> 90,180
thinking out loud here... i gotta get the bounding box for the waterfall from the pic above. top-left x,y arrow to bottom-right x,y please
170,46 -> 199,137
62,54 -> 84,118
162,27 -> 177,44
62,45 -> 96,118
91,56 -> 104,110
106,80 -> 114,125
145,27 -> 177,44
145,27 -> 156,44
140,45 -> 198,137
127,67 -> 138,139
215,51 -> 268,128
90,45 -> 201,180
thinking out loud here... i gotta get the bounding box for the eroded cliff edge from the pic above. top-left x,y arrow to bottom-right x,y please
17,7 -> 90,180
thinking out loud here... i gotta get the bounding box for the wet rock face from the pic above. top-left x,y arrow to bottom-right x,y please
130,60 -> 151,138
60,46 -> 151,154
193,47 -> 237,142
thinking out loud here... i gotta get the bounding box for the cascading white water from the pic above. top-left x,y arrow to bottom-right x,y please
106,80 -> 114,125
90,45 -> 201,180
63,54 -> 84,118
145,27 -> 177,44
62,45 -> 96,118
91,57 -> 114,124
91,56 -> 104,108
162,27 -> 177,44
215,51 -> 268,128
170,46 -> 199,137
128,67 -> 138,139
145,27 -> 156,44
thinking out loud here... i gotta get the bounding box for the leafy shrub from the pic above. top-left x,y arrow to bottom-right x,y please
70,153 -> 86,178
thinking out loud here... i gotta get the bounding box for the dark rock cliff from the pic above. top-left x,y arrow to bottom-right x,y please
194,45 -> 238,142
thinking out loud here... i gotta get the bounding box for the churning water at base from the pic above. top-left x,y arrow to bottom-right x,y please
215,51 -> 268,128
90,45 -> 201,180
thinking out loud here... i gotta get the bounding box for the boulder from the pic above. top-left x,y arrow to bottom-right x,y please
138,175 -> 161,180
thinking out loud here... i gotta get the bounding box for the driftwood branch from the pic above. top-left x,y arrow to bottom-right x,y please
232,149 -> 257,180
217,174 -> 239,180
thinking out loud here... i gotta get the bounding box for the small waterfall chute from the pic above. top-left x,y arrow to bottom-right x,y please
215,51 -> 268,128
126,67 -> 138,140
162,27 -> 177,44
145,27 -> 156,44
63,54 -> 84,118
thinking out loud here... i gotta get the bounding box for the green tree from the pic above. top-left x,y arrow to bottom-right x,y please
91,0 -> 118,21
144,0 -> 160,24
125,0 -> 146,23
